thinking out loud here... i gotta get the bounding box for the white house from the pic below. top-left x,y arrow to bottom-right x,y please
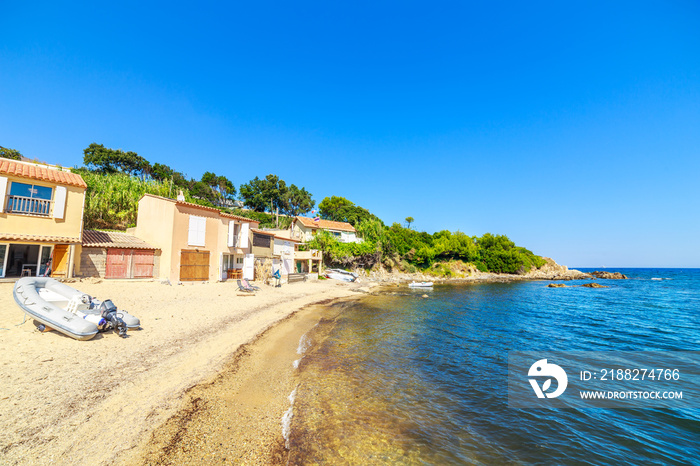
291,216 -> 361,243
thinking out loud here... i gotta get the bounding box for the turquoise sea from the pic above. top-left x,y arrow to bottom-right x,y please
287,269 -> 700,465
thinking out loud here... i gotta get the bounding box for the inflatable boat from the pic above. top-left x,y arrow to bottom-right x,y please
408,281 -> 434,288
13,277 -> 140,340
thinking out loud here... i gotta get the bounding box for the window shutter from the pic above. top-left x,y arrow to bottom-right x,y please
228,221 -> 235,247
240,222 -> 250,248
0,177 -> 7,213
53,186 -> 67,219
189,215 -> 206,247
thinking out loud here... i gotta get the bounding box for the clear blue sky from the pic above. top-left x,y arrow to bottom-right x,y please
2,1 -> 699,267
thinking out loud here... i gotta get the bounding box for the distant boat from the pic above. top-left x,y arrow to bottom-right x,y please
325,269 -> 358,282
408,281 -> 434,288
651,277 -> 662,281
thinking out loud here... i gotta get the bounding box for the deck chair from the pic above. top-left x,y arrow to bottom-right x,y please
237,279 -> 255,293
242,278 -> 261,290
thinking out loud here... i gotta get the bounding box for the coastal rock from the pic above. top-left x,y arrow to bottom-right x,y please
582,282 -> 607,288
547,283 -> 568,288
590,271 -> 627,279
526,258 -> 592,280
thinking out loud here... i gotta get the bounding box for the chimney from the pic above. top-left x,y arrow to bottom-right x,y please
177,190 -> 185,202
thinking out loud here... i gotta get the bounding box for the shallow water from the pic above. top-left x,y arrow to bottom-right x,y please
287,269 -> 700,465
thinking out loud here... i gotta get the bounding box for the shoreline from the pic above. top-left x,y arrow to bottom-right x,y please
0,268 -> 603,465
0,279 -> 360,465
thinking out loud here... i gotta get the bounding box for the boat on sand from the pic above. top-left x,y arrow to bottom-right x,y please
13,277 -> 140,340
325,269 -> 359,282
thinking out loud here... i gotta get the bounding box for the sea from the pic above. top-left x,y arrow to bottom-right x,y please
285,269 -> 700,465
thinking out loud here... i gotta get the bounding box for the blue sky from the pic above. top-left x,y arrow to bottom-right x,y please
1,1 -> 699,267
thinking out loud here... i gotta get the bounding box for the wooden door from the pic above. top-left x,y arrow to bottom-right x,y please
106,249 -> 131,279
51,245 -> 69,278
180,250 -> 209,281
132,250 -> 154,278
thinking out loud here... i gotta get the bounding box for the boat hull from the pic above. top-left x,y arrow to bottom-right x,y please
13,277 -> 140,340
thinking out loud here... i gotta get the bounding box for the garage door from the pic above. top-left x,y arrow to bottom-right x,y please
106,249 -> 130,279
180,250 -> 209,281
106,249 -> 156,279
132,250 -> 155,278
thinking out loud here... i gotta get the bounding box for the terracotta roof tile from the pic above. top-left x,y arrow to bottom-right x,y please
140,194 -> 260,225
0,233 -> 81,243
82,230 -> 158,250
0,160 -> 87,188
295,216 -> 356,232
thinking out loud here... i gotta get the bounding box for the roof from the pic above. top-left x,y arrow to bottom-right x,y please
140,194 -> 259,224
82,230 -> 159,250
295,216 -> 356,232
251,228 -> 276,237
0,233 -> 82,244
0,159 -> 87,189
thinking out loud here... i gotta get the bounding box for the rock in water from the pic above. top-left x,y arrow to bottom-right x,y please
582,282 -> 608,288
590,271 -> 627,279
548,283 -> 568,288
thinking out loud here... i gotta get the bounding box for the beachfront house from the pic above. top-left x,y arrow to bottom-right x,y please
291,216 -> 360,243
0,159 -> 86,279
130,194 -> 259,283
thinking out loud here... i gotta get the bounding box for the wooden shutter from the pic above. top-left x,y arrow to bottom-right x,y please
0,177 -> 7,213
53,186 -> 67,219
188,216 -> 206,246
240,222 -> 250,248
228,221 -> 235,247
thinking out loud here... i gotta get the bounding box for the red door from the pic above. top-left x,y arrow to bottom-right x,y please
106,249 -> 131,279
132,250 -> 154,278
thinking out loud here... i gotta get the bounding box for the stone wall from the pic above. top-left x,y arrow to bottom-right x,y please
80,247 -> 106,278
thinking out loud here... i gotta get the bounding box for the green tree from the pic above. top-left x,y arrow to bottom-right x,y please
284,184 -> 315,217
405,216 -> 414,229
0,146 -> 22,160
239,174 -> 288,213
83,143 -> 151,177
318,196 -> 354,220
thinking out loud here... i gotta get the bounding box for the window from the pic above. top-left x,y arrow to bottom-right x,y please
7,182 -> 53,216
236,257 -> 244,264
188,215 -> 207,246
253,233 -> 271,248
0,244 -> 6,277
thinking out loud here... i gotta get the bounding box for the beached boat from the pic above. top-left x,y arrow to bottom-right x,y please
325,268 -> 359,282
13,277 -> 140,340
408,281 -> 434,288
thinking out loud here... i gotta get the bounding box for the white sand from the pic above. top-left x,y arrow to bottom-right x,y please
0,278 -> 359,465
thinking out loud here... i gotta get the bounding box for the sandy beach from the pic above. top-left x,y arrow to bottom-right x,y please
0,278 -> 360,465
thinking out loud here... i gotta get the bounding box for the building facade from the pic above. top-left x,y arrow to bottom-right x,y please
0,159 -> 86,278
130,194 -> 259,283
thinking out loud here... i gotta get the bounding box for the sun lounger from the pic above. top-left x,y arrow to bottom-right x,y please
242,278 -> 261,290
237,279 -> 255,293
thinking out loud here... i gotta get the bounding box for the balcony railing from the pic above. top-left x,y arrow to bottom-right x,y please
6,195 -> 52,216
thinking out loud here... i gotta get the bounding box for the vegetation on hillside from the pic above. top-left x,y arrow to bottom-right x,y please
76,143 -> 313,230
0,146 -> 22,160
309,197 -> 547,275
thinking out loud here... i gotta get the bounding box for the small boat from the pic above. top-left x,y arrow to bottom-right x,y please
408,281 -> 434,288
325,268 -> 358,282
13,277 -> 140,340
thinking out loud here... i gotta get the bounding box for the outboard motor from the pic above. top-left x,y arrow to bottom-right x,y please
98,299 -> 128,338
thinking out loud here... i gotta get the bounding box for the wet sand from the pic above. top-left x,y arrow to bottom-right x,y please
0,278 -> 360,465
133,299 -> 350,465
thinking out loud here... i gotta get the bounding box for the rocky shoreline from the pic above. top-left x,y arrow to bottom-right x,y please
355,258 -> 627,286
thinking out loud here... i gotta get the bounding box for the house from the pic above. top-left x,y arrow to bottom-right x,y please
0,159 -> 86,279
291,216 -> 361,243
129,194 -> 259,283
76,230 -> 160,279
